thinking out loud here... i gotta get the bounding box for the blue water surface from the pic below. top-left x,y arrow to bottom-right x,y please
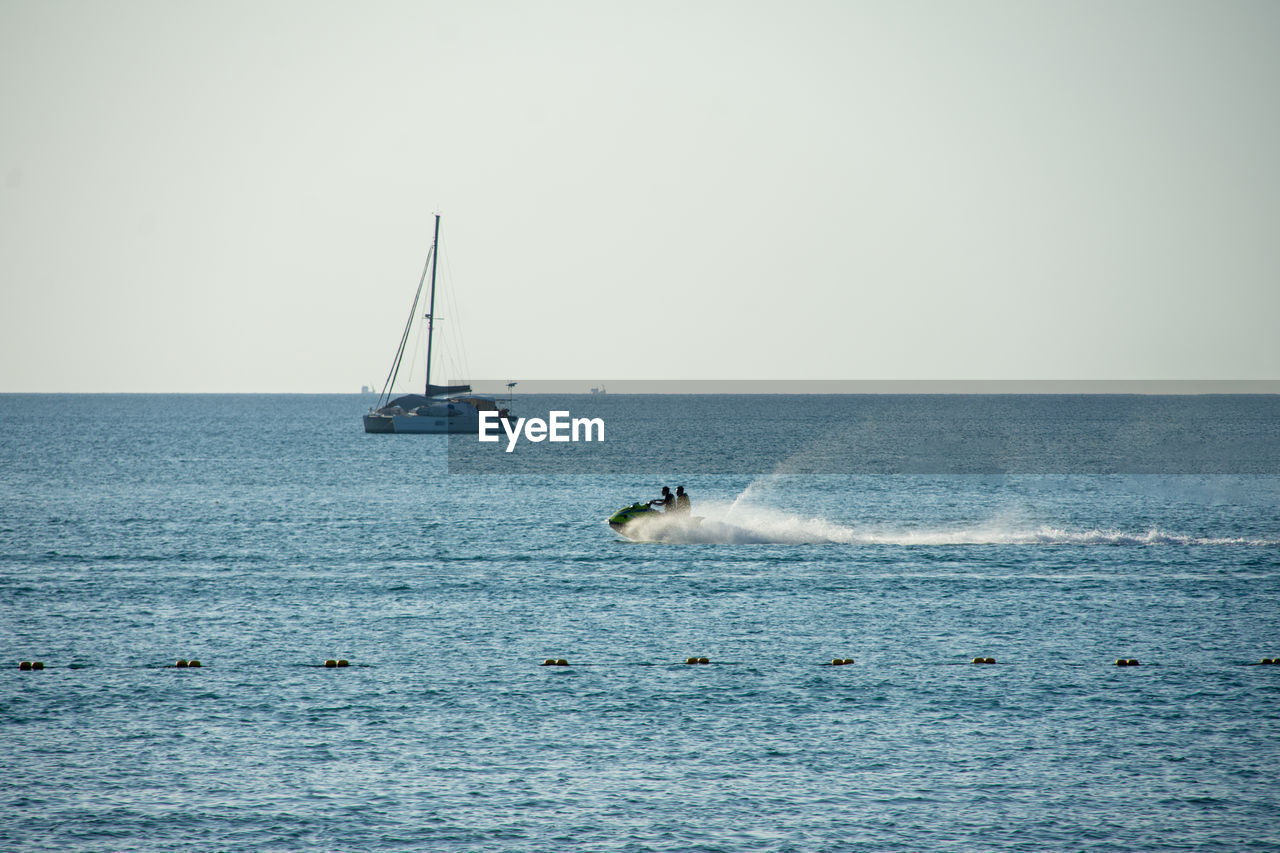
2,394 -> 1279,852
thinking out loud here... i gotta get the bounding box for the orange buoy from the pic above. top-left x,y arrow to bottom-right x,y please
31,661 -> 44,670
698,657 -> 710,665
541,659 -> 556,666
324,659 -> 337,668
555,659 -> 569,666
175,660 -> 189,668
188,660 -> 201,667
18,661 -> 32,671
686,657 -> 698,665
336,659 -> 349,667
1127,659 -> 1140,666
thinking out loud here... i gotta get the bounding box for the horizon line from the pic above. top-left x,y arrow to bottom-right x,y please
4,380 -> 1280,396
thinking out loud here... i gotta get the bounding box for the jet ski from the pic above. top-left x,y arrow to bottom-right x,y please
608,502 -> 703,541
608,502 -> 661,531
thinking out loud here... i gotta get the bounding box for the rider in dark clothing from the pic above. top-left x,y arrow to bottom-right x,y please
649,486 -> 674,511
675,486 -> 691,514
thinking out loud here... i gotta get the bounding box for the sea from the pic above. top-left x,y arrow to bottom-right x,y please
2,392 -> 1279,852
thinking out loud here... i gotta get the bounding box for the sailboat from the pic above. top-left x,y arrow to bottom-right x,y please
362,215 -> 513,434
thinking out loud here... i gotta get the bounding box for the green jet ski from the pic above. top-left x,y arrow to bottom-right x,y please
608,502 -> 704,540
608,502 -> 660,532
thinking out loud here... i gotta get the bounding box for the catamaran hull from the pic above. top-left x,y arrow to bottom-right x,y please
362,414 -> 397,433
362,413 -> 479,434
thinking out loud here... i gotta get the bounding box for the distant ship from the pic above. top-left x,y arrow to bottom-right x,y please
590,385 -> 606,395
362,215 -> 514,434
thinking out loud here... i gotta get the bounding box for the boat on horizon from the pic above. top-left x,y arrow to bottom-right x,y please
363,215 -> 514,434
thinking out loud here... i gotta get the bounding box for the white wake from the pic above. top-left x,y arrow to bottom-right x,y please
618,501 -> 1277,546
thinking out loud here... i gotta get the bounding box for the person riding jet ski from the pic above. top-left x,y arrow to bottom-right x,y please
649,486 -> 675,512
674,486 -> 691,514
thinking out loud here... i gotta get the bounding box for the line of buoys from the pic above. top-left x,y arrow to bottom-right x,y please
17,655 -> 1280,673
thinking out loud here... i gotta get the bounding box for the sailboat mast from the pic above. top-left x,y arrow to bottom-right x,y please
423,214 -> 441,395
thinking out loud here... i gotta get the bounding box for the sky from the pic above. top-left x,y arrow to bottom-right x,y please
2,1 -> 1278,392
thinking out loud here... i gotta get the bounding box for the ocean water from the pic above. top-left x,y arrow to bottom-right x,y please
3,393 -> 1279,852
